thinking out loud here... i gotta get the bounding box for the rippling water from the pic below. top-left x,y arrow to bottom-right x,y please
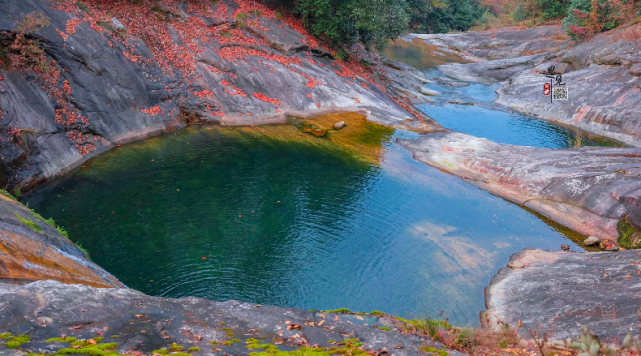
26,124 -> 582,326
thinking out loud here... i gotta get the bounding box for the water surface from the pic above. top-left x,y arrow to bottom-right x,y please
26,117 -> 582,326
384,38 -> 623,149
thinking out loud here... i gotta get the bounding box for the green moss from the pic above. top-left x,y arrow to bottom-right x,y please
245,339 -> 283,352
168,344 -> 185,351
29,353 -> 47,356
236,13 -> 247,20
419,346 -> 448,356
322,308 -> 351,314
12,211 -> 43,232
248,346 -> 329,356
618,214 -> 641,249
75,242 -> 90,256
55,342 -> 119,355
56,348 -> 110,355
395,317 -> 449,337
0,189 -> 16,200
218,322 -> 226,326
152,349 -> 168,354
209,341 -> 219,345
5,334 -> 30,349
222,339 -> 241,345
46,337 -> 78,343
368,310 -> 388,317
378,326 -> 390,331
187,347 -> 201,352
110,336 -> 119,339
0,332 -> 13,339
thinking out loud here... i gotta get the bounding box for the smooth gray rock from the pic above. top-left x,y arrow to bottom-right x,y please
420,87 -> 441,96
583,236 -> 601,246
0,0 -> 436,191
481,248 -> 641,339
437,54 -> 549,84
0,280 -> 461,356
413,26 -> 572,61
110,17 -> 124,31
399,130 -> 641,245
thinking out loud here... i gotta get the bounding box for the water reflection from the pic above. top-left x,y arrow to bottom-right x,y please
383,37 -> 464,71
26,123 -> 581,326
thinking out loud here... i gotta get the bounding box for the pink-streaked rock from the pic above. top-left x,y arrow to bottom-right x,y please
399,130 -> 641,246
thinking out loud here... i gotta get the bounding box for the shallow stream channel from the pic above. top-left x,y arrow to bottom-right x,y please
24,38 -> 620,327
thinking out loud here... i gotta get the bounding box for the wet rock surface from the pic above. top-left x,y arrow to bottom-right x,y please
481,248 -> 641,339
414,26 -> 572,61
0,0 -> 434,191
421,25 -> 641,147
398,130 -> 641,246
0,280 -> 461,356
0,194 -> 121,288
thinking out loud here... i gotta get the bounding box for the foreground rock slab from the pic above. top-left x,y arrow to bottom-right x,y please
398,131 -> 641,246
0,280 -> 459,356
482,248 -> 641,339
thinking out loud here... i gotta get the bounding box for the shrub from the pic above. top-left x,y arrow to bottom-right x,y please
408,0 -> 486,33
294,0 -> 410,50
538,0 -> 571,19
563,0 -> 628,40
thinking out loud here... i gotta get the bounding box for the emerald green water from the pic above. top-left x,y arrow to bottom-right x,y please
26,124 -> 581,326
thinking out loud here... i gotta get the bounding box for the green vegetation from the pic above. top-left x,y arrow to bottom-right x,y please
168,343 -> 185,351
152,349 -> 169,354
46,337 -> 79,343
321,307 -> 351,314
3,334 -> 31,349
378,326 -> 390,331
12,210 -> 43,232
368,310 -> 388,317
279,0 -> 487,49
75,242 -> 90,256
419,346 -> 449,356
473,0 -> 636,39
562,0 -> 623,40
538,0 -> 571,20
0,189 -> 15,200
244,338 -> 368,356
617,213 -> 641,249
56,341 -> 120,355
246,339 -> 279,352
187,347 -> 201,352
396,316 -> 450,338
222,339 -> 241,345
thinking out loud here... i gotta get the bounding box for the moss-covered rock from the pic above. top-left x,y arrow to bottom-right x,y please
617,213 -> 641,249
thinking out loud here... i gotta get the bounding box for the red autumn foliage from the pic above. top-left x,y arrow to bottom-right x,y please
253,92 -> 281,106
